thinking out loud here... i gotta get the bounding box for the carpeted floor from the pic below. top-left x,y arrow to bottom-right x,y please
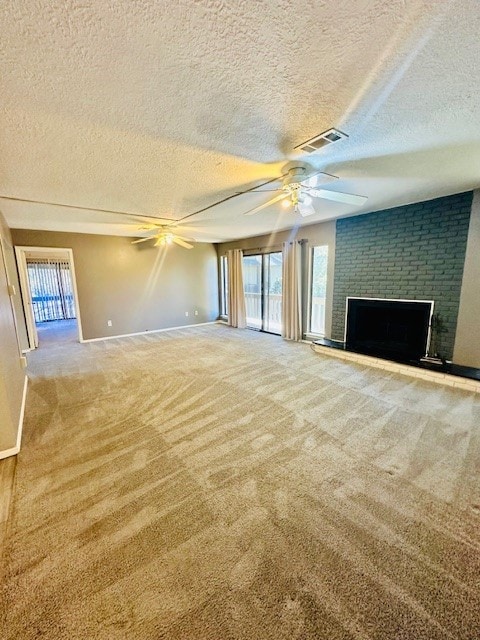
2,324 -> 480,639
35,319 -> 79,346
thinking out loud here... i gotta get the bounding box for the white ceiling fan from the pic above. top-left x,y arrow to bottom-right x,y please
244,164 -> 367,217
131,223 -> 194,249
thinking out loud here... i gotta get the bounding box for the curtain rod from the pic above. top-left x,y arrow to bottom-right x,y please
223,238 -> 307,255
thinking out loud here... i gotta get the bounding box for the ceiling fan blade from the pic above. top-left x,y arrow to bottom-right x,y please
174,234 -> 195,242
235,188 -> 283,193
173,237 -> 193,249
307,188 -> 367,206
244,193 -> 288,216
131,236 -> 155,244
176,173 -> 289,224
300,171 -> 338,188
297,202 -> 316,217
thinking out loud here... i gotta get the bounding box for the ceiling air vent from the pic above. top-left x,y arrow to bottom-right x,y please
295,128 -> 348,154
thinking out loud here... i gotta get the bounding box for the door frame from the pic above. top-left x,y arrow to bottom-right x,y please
0,235 -> 23,357
14,246 -> 84,349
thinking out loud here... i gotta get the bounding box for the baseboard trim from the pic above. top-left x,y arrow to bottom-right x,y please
80,320 -> 221,343
0,445 -> 18,460
0,374 -> 28,460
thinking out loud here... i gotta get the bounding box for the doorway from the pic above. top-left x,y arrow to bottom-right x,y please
15,247 -> 83,349
243,252 -> 283,335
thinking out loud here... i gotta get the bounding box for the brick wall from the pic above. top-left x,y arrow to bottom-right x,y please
331,192 -> 473,359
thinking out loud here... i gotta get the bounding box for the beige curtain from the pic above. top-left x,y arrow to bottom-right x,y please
227,249 -> 246,328
282,241 -> 303,340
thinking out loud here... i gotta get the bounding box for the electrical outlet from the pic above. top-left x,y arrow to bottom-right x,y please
20,356 -> 27,368
185,311 -> 189,317
107,320 -> 112,327
194,310 -> 198,316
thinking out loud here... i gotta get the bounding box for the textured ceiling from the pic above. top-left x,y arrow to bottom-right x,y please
0,0 -> 479,242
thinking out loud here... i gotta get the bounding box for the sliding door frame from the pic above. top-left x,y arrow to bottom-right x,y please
243,253 -> 263,332
15,246 -> 84,349
244,250 -> 282,336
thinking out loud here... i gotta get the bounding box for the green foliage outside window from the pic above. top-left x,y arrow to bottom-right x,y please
311,246 -> 328,298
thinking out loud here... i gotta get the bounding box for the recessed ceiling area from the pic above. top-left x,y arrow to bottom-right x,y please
0,0 -> 479,242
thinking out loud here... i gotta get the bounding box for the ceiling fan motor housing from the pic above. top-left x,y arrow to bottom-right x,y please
283,166 -> 308,189
283,166 -> 309,205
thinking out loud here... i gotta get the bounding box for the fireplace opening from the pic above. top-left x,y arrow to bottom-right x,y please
346,298 -> 433,362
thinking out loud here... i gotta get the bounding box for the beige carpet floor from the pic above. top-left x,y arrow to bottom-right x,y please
2,324 -> 480,639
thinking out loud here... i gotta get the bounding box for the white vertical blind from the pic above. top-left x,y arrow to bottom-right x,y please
26,258 -> 76,323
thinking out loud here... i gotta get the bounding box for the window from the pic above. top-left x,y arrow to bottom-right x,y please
220,255 -> 228,317
309,245 -> 328,335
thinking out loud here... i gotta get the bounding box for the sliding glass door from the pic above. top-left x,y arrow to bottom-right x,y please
243,252 -> 282,334
243,254 -> 263,329
263,252 -> 282,334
